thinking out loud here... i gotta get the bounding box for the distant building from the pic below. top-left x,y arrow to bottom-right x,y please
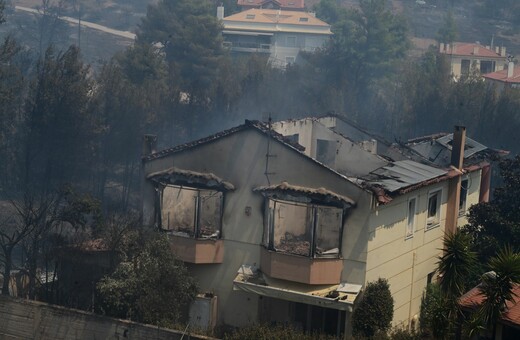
237,0 -> 306,11
219,7 -> 332,68
483,60 -> 520,91
439,42 -> 508,79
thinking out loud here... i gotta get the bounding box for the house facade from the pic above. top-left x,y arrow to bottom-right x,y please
141,118 -> 496,336
219,7 -> 332,68
439,42 -> 508,79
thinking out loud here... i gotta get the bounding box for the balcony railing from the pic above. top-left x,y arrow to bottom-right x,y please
223,41 -> 271,53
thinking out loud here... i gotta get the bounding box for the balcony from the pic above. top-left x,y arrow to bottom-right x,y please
169,234 -> 224,264
223,41 -> 271,53
260,247 -> 342,285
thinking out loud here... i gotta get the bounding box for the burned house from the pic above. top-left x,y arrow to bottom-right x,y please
141,117 -> 500,336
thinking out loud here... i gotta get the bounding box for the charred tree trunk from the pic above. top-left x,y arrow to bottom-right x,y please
1,247 -> 12,295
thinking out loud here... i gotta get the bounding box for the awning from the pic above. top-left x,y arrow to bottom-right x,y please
147,167 -> 235,191
222,30 -> 274,36
253,181 -> 355,208
233,265 -> 360,311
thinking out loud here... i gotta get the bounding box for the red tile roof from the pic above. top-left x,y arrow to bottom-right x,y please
237,0 -> 305,9
483,66 -> 520,84
459,283 -> 520,327
441,43 -> 505,58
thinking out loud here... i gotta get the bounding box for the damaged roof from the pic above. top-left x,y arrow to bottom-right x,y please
254,181 -> 355,208
406,133 -> 506,168
147,167 -> 235,191
360,160 -> 447,193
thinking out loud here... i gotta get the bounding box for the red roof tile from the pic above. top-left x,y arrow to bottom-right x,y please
483,66 -> 520,84
459,283 -> 520,327
441,43 -> 505,58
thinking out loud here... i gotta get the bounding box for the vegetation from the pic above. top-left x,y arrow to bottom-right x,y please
96,231 -> 197,327
223,324 -> 337,340
352,278 -> 394,338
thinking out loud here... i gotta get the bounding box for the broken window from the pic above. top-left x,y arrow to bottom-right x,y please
161,185 -> 222,238
266,199 -> 343,258
426,190 -> 441,229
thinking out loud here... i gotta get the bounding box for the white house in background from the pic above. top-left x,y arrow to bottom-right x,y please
141,116 -> 502,337
483,60 -> 520,91
439,42 -> 508,79
218,7 -> 332,68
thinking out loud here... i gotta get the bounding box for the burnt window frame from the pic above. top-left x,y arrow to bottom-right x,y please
159,184 -> 224,239
263,197 -> 345,259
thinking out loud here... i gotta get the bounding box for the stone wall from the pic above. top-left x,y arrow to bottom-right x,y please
0,295 -> 216,340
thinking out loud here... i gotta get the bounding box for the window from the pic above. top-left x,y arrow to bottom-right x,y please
286,36 -> 296,47
285,56 -> 295,64
299,17 -> 309,22
461,59 -> 470,75
459,179 -> 468,216
406,198 -> 416,238
480,60 -> 495,74
426,190 -> 441,229
161,185 -> 223,238
246,14 -> 255,19
285,133 -> 299,144
316,139 -> 336,166
265,199 -> 343,258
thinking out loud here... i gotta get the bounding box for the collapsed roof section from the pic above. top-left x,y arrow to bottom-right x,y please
405,132 -> 508,168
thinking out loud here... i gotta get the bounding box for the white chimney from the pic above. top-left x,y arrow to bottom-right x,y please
473,45 -> 479,55
439,42 -> 445,52
217,6 -> 224,20
508,61 -> 514,78
500,46 -> 506,56
495,46 -> 500,54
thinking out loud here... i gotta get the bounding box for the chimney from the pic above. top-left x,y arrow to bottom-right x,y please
500,46 -> 506,57
217,5 -> 224,20
142,134 -> 158,157
473,45 -> 479,55
445,126 -> 466,235
439,42 -> 445,53
451,126 -> 466,169
508,61 -> 514,78
495,46 -> 500,54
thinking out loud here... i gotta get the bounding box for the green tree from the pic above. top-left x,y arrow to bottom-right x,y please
137,0 -> 223,102
476,247 -> 520,336
436,11 -> 457,44
438,231 -> 477,299
463,156 -> 520,263
97,231 -> 197,326
313,0 -> 409,116
0,0 -> 5,24
352,278 -> 394,338
419,283 -> 450,339
24,45 -> 95,193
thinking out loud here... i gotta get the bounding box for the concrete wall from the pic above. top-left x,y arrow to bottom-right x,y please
143,128 -> 373,328
0,296 -> 214,340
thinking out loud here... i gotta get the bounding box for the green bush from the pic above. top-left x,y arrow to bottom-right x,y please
352,278 -> 394,338
223,324 -> 336,340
